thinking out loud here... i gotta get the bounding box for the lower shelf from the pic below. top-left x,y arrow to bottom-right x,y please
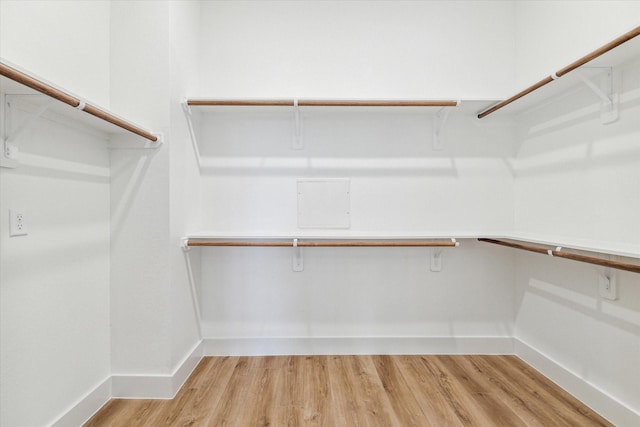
186,237 -> 459,248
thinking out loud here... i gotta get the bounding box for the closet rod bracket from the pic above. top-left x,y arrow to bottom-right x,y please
180,237 -> 191,252
292,99 -> 303,150
145,133 -> 164,148
292,238 -> 304,272
2,94 -> 57,167
181,99 -> 202,167
576,67 -> 618,124
432,103 -> 458,150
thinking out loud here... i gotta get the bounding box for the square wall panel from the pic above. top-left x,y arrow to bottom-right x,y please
297,178 -> 350,229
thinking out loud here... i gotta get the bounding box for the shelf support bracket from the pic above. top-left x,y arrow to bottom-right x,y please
182,99 -> 202,168
433,105 -> 455,150
180,236 -> 202,338
292,238 -> 304,272
2,95 -> 55,167
430,239 -> 458,272
292,99 -> 303,150
430,249 -> 443,272
576,67 -> 618,124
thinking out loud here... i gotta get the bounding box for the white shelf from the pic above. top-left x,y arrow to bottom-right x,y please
477,27 -> 640,118
0,60 -> 160,144
186,232 -> 640,260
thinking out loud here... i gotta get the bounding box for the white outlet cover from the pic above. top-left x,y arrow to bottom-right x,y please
9,209 -> 27,237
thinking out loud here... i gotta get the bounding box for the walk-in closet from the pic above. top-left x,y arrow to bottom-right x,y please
1,1 -> 639,426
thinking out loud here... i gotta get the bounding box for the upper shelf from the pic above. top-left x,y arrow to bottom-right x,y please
0,59 -> 160,143
186,99 -> 460,108
477,25 -> 640,118
185,99 -> 461,114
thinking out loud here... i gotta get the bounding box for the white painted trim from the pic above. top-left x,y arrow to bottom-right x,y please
514,339 -> 640,427
111,374 -> 175,399
202,336 -> 515,356
171,340 -> 204,395
50,340 -> 204,425
50,376 -> 111,427
112,340 -> 203,399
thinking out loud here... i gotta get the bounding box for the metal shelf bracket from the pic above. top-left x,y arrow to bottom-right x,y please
433,103 -> 458,150
576,67 -> 618,124
292,99 -> 303,150
182,99 -> 202,167
292,238 -> 304,272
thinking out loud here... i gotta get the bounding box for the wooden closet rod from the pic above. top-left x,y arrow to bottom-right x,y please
186,99 -> 459,107
478,238 -> 640,274
187,239 -> 459,248
477,25 -> 640,119
298,100 -> 459,107
0,62 -> 158,142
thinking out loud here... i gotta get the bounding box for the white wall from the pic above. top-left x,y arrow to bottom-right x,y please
0,94 -> 111,426
513,58 -> 640,256
198,0 -> 517,99
0,0 -> 111,107
109,0 -> 202,384
194,0 -> 518,352
198,105 -> 515,236
200,240 -> 515,347
515,0 -> 640,88
514,251 -> 640,420
0,2 -> 112,425
168,0 -> 203,370
511,3 -> 640,423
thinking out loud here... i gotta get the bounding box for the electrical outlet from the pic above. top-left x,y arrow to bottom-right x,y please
9,209 -> 27,237
599,273 -> 617,300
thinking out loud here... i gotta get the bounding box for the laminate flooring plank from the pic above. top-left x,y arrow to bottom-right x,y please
348,355 -> 401,427
84,399 -> 167,427
504,356 -> 613,427
371,355 -> 432,427
272,356 -> 304,427
305,356 -> 333,426
160,356 -> 239,426
474,355 -> 576,427
327,355 -> 400,426
327,355 -> 371,426
460,355 -> 548,427
435,355 -> 530,427
480,355 -> 612,427
199,356 -> 260,426
394,355 -> 466,427
239,356 -> 286,427
422,355 -> 505,426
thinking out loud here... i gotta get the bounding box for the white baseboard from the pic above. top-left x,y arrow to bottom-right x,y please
514,339 -> 640,427
111,340 -> 203,399
202,336 -> 515,356
50,341 -> 203,426
50,377 -> 111,427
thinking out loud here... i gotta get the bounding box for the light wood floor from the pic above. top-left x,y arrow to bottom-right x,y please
85,355 -> 612,426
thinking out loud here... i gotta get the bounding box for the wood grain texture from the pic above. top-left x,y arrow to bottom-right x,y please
187,239 -> 457,248
186,99 -> 458,107
297,100 -> 458,107
556,25 -> 640,77
84,355 -> 613,427
477,25 -> 640,118
0,62 -> 158,142
478,238 -> 640,274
